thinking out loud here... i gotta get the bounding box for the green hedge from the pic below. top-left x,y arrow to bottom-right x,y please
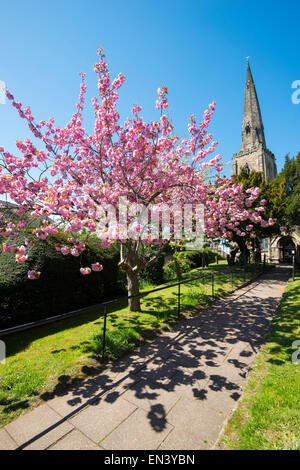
139,245 -> 174,285
175,248 -> 223,268
0,234 -> 126,328
163,257 -> 190,281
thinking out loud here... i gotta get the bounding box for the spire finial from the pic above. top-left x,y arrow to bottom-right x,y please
246,56 -> 250,63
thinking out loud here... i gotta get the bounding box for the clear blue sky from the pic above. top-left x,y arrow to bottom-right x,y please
0,0 -> 299,176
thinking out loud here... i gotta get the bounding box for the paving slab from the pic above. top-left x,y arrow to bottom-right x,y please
205,362 -> 246,387
49,429 -> 101,450
158,427 -> 210,450
166,397 -> 225,446
100,408 -> 174,450
5,404 -> 73,450
46,369 -> 139,418
196,387 -> 242,415
122,381 -> 181,414
0,428 -> 17,450
69,398 -> 136,443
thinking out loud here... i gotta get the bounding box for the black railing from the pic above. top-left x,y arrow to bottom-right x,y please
0,263 -> 268,341
99,263 -> 268,360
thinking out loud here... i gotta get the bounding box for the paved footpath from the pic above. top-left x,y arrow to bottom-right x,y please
0,266 -> 291,450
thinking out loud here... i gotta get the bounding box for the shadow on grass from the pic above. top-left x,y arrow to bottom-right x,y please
2,399 -> 30,415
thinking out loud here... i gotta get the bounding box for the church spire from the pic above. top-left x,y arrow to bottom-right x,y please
232,61 -> 277,180
240,61 -> 266,151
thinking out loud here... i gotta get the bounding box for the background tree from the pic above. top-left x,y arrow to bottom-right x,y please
275,153 -> 300,228
232,168 -> 288,262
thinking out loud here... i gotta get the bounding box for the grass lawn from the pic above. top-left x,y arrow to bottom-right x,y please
219,270 -> 300,450
0,261 -> 262,427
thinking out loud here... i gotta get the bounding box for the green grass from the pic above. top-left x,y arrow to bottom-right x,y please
0,261 -> 263,427
219,270 -> 300,450
92,328 -> 141,359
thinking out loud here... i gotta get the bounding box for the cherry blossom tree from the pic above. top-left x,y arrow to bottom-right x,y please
0,48 -> 271,311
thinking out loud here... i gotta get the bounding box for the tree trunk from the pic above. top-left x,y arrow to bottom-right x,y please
236,239 -> 250,267
228,244 -> 239,265
254,238 -> 262,262
126,269 -> 141,312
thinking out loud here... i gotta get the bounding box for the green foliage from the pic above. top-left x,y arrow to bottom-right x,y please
0,233 -> 126,328
163,249 -> 222,280
275,153 -> 300,227
139,252 -> 165,285
176,248 -> 221,268
176,250 -> 203,269
163,258 -> 190,280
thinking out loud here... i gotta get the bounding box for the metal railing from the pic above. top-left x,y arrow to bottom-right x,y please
0,263 -> 268,341
99,263 -> 267,360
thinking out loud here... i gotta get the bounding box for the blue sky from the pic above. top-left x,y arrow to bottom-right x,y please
0,0 -> 299,176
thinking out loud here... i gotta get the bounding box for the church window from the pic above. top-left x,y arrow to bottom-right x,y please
244,163 -> 250,175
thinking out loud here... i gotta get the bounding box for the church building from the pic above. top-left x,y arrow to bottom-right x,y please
233,62 -> 300,264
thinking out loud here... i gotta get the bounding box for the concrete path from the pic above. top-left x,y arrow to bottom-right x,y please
0,266 -> 291,450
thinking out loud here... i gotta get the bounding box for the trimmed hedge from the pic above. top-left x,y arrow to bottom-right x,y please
175,248 -> 223,268
0,233 -> 126,328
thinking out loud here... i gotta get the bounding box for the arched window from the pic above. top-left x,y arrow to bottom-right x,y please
244,163 -> 250,175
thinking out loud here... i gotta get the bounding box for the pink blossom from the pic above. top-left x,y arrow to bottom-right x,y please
91,262 -> 103,272
80,267 -> 91,275
60,246 -> 70,255
2,243 -> 15,252
17,245 -> 26,255
131,222 -> 141,233
100,240 -> 111,249
28,270 -> 41,280
16,254 -> 28,263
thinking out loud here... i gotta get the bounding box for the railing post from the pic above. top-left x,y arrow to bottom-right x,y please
178,282 -> 181,319
102,304 -> 108,361
292,254 -> 295,282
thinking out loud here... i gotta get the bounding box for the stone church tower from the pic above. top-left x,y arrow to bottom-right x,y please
233,62 -> 277,180
232,61 -> 300,265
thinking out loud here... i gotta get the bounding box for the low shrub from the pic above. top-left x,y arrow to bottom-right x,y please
139,248 -> 171,285
163,258 -> 191,280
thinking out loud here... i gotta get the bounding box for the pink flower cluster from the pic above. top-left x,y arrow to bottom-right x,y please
80,263 -> 103,275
